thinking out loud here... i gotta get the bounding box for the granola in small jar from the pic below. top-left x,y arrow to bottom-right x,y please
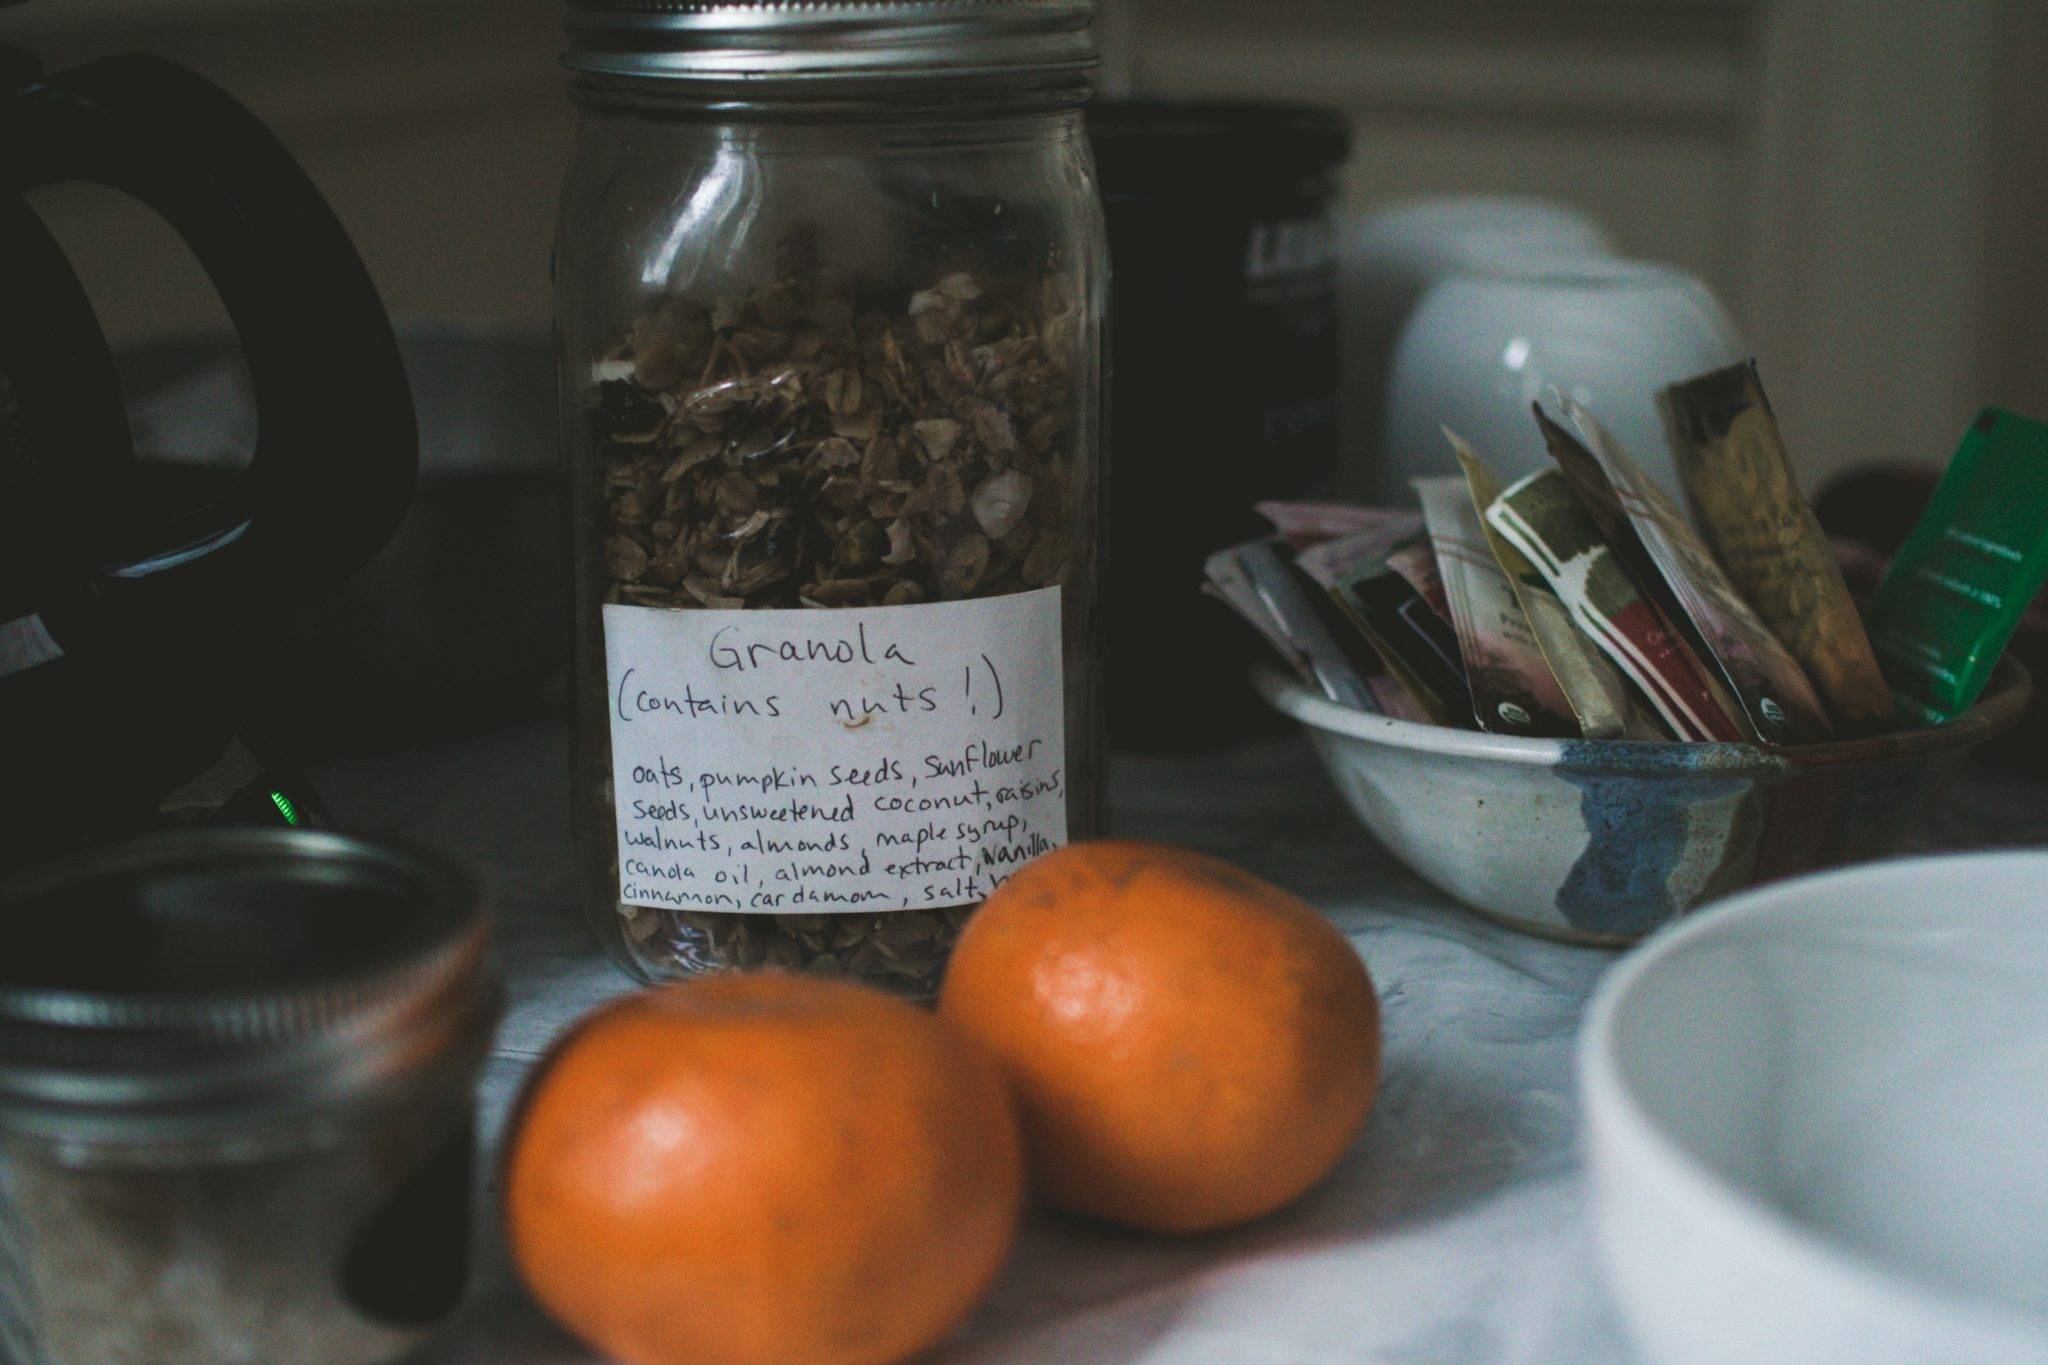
557,0 -> 1105,996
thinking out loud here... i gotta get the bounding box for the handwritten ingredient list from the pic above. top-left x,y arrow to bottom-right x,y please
603,588 -> 1068,914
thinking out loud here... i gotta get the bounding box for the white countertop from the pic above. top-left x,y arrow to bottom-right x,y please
304,714 -> 2046,1364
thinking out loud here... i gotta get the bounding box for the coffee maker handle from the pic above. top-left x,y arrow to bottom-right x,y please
1,54 -> 415,639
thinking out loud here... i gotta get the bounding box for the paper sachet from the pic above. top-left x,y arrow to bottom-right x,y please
1487,468 -> 1745,742
1293,511 -> 1425,590
1290,513 -> 1467,721
1383,534 -> 1453,627
1334,562 -> 1468,727
1533,400 -> 1831,744
1865,407 -> 2048,725
1217,540 -> 1382,713
1414,476 -> 1580,738
1254,501 -> 1410,553
1204,545 -> 1350,708
1658,361 -> 1895,734
1297,534 -> 1468,726
1448,435 -> 1647,739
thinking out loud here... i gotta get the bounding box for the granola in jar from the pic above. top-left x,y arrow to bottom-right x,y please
557,0 -> 1105,996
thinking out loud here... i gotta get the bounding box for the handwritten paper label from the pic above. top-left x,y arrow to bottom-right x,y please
604,588 -> 1067,915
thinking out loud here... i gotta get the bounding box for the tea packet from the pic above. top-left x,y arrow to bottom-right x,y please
1487,468 -> 1746,741
1293,511 -> 1425,590
1367,673 -> 1435,723
1256,501 -> 1411,552
1327,559 -> 1469,726
1521,404 -> 1739,739
1448,434 -> 1640,739
1414,476 -> 1579,737
1202,546 -> 1318,689
1212,540 -> 1382,713
1384,533 -> 1454,626
1534,400 -> 1832,744
1293,513 -> 1465,720
1659,361 -> 1895,734
1864,407 -> 2048,725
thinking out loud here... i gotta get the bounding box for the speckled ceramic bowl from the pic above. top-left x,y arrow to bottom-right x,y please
1255,660 -> 2031,944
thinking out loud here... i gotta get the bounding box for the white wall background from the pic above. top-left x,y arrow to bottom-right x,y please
8,0 -> 2044,488
1122,0 -> 2048,489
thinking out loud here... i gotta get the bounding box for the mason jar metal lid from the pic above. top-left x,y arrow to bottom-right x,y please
562,0 -> 1098,89
0,829 -> 498,1146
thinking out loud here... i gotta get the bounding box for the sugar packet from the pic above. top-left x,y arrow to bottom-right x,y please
1201,546 -> 1333,702
1659,361 -> 1895,734
1534,400 -> 1831,743
1864,408 -> 2048,725
1487,468 -> 1746,742
1448,435 -> 1640,739
1415,476 -> 1580,737
1217,540 -> 1383,713
1200,548 -> 1302,672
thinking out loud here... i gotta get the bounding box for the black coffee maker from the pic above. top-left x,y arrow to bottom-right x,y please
0,50 -> 416,863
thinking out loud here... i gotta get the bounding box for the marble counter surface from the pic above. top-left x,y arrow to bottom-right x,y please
305,716 -> 2048,1364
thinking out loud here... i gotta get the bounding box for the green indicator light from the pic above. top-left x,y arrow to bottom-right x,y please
269,790 -> 300,826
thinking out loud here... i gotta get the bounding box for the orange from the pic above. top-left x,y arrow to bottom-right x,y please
502,972 -> 1023,1365
939,840 -> 1380,1234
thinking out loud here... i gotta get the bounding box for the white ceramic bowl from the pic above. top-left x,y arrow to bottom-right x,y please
1580,852 -> 2048,1364
1347,194 -> 1615,305
1380,257 -> 1742,503
1339,194 -> 1616,492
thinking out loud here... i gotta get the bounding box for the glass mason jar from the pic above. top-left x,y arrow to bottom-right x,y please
558,0 -> 1106,997
0,831 -> 498,1365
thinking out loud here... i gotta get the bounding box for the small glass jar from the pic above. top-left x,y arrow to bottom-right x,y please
558,0 -> 1107,996
0,831 -> 499,1365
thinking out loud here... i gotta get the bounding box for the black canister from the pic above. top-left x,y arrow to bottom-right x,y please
1090,101 -> 1350,750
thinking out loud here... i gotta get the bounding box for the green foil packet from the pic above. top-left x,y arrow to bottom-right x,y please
1865,408 -> 2048,725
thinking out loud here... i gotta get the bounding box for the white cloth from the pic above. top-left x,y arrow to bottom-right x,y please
304,719 -> 2042,1364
